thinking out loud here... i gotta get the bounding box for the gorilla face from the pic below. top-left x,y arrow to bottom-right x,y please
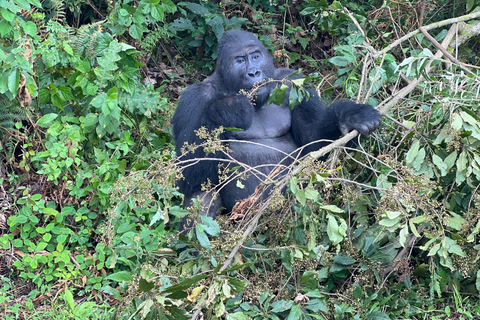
216,30 -> 275,99
232,47 -> 266,89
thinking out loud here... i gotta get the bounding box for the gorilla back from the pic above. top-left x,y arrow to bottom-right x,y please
172,29 -> 381,221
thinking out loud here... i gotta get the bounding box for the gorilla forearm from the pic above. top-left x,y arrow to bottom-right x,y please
205,95 -> 254,130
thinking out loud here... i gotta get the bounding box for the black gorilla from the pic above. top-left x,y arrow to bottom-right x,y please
172,29 -> 381,220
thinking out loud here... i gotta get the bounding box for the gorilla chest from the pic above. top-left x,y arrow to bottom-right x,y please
228,103 -> 298,165
233,103 -> 292,139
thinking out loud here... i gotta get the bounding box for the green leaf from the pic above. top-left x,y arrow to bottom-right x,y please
8,68 -> 20,95
76,60 -> 91,73
162,274 -> 209,295
29,0 -> 43,8
406,140 -> 420,164
399,224 -> 408,247
162,0 -> 177,13
366,310 -> 390,320
139,278 -> 155,292
1,8 -> 15,22
179,2 -> 209,14
271,300 -> 294,313
329,56 -> 351,66
37,113 -> 58,127
327,214 -> 347,245
432,154 -> 447,176
267,86 -> 287,106
23,21 -> 37,36
63,288 -> 75,312
456,151 -> 468,184
196,225 -> 211,250
106,271 -> 134,282
226,312 -> 250,320
444,151 -> 457,171
305,298 -> 328,312
332,255 -> 356,265
319,204 -> 344,213
200,215 -> 220,236
151,4 -> 165,21
476,270 -> 480,293
286,304 -> 302,320
0,20 -> 14,37
129,23 -> 144,40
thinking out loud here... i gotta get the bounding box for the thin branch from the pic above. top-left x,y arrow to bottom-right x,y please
380,10 -> 480,56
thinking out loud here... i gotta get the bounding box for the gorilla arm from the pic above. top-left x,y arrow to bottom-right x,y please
290,91 -> 381,156
204,94 -> 255,133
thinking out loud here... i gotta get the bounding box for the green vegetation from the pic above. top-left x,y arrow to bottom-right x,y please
1,0 -> 480,319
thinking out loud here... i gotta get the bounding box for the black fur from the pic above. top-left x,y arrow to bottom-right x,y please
172,29 -> 381,216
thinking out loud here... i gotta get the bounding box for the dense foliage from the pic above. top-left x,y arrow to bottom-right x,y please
1,0 -> 480,319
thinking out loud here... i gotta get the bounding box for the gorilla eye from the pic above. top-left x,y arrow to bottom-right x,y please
236,57 -> 245,64
252,53 -> 260,60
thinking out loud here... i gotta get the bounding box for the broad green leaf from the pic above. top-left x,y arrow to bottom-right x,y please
427,243 -> 440,256
196,225 -> 211,250
432,154 -> 447,176
366,311 -> 390,320
332,255 -> 356,265
37,113 -> 58,127
106,271 -> 133,282
64,288 -> 74,312
8,68 -> 20,95
286,304 -> 302,320
271,300 -> 294,313
200,215 -> 220,236
320,204 -> 343,213
162,274 -> 209,294
456,151 -> 468,184
327,214 -> 346,245
406,140 -> 420,164
329,56 -> 351,67
139,279 -> 155,292
267,86 -> 287,106
1,8 -> 15,22
451,113 -> 463,130
179,2 -> 209,14
444,150 -> 457,171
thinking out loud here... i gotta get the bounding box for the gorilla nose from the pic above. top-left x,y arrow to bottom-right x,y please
247,71 -> 261,79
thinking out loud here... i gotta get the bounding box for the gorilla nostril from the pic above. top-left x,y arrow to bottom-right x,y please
248,71 -> 261,78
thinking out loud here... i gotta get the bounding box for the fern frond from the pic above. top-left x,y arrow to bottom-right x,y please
0,100 -> 32,138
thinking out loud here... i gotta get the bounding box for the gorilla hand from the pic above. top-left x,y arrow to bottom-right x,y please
331,100 -> 382,136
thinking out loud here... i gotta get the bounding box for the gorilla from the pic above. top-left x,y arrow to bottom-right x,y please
172,29 -> 381,224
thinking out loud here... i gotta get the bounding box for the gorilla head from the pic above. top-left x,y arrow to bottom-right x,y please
215,30 -> 276,100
